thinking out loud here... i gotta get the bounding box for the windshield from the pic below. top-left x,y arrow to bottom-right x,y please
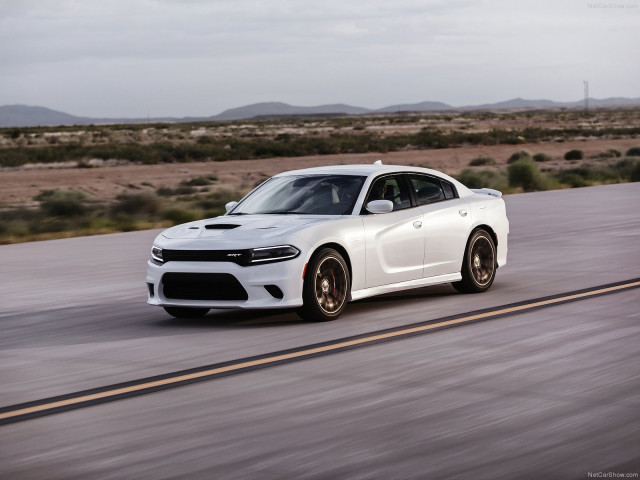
229,174 -> 366,215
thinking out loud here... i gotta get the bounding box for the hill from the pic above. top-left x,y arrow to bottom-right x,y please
2,97 -> 640,127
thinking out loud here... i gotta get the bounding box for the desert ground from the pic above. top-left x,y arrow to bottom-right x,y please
1,137 -> 638,208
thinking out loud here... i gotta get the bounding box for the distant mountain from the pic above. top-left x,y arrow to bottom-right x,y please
212,102 -> 370,121
465,98 -> 564,110
0,105 -> 93,128
375,101 -> 452,113
0,104 -> 156,127
463,97 -> 640,110
2,97 -> 640,127
579,97 -> 640,107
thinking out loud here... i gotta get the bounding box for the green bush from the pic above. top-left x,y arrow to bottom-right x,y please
3,123 -> 640,168
507,151 -> 532,164
156,186 -> 174,197
533,153 -> 553,162
174,185 -> 197,195
564,149 -> 584,160
613,158 -> 640,180
155,185 -> 197,196
36,189 -> 87,217
594,149 -> 622,159
608,149 -> 622,158
163,208 -> 200,224
508,160 -> 548,191
631,161 -> 640,181
555,164 -> 621,187
196,189 -> 242,211
626,146 -> 640,156
456,169 -> 508,191
196,136 -> 215,144
111,192 -> 160,216
180,176 -> 213,187
468,156 -> 496,166
557,173 -> 589,188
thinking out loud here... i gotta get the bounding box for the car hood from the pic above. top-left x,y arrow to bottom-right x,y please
160,215 -> 335,243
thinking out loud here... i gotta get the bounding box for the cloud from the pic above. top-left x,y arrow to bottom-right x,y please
0,0 -> 637,116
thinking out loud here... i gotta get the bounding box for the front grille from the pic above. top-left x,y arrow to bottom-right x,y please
162,249 -> 250,266
162,273 -> 248,301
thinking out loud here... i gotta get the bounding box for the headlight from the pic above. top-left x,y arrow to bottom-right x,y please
249,245 -> 300,264
151,245 -> 164,264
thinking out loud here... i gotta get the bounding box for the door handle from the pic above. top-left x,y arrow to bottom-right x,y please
459,209 -> 467,217
413,221 -> 422,228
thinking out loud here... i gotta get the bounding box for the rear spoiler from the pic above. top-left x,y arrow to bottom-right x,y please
470,188 -> 502,198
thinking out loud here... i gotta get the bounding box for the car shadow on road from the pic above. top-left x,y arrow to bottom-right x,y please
153,284 -> 459,329
155,307 -> 304,329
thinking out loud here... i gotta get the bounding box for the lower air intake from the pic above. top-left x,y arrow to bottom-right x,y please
162,273 -> 248,301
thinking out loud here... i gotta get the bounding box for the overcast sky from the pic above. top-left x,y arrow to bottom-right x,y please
1,0 -> 638,117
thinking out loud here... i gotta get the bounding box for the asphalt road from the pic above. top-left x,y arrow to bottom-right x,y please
1,182 -> 639,479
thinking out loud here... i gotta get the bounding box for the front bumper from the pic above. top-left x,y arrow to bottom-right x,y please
146,256 -> 306,309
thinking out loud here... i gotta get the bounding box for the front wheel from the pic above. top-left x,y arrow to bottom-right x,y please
452,229 -> 496,293
297,248 -> 350,322
163,306 -> 210,319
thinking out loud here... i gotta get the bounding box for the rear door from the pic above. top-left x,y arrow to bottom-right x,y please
406,174 -> 471,278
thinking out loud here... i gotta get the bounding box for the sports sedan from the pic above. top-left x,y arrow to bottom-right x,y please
146,162 -> 508,321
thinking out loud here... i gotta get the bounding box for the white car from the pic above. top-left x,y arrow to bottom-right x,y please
146,162 -> 508,321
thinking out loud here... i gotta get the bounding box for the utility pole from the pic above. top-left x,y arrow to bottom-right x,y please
584,80 -> 589,116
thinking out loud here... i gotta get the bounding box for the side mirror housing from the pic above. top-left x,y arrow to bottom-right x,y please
225,201 -> 238,213
366,200 -> 394,214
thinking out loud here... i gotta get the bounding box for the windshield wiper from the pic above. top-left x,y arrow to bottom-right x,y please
227,212 -> 248,216
259,210 -> 307,215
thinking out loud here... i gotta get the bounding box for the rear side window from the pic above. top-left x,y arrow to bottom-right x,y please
441,180 -> 456,199
409,176 -> 445,205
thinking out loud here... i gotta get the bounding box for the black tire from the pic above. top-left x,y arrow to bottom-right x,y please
452,229 -> 497,293
297,248 -> 350,322
163,306 -> 210,319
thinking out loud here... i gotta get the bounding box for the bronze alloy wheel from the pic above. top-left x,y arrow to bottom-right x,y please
299,248 -> 350,322
469,234 -> 495,287
452,229 -> 497,294
314,255 -> 348,315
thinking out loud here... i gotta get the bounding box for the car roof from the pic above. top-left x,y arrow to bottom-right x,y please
275,163 -> 448,179
273,163 -> 473,198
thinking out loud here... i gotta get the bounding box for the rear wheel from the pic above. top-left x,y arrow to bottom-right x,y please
453,229 -> 496,293
163,306 -> 210,319
297,248 -> 350,322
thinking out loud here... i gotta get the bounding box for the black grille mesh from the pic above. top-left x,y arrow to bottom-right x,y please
162,249 -> 249,266
162,273 -> 248,301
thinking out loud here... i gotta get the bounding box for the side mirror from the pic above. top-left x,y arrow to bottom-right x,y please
366,200 -> 394,214
225,201 -> 238,213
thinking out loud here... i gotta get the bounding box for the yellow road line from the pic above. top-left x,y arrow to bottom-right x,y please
2,280 -> 639,422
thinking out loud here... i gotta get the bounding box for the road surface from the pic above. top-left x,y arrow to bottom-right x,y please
0,183 -> 639,479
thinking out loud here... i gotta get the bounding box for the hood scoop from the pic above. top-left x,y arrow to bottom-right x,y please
205,224 -> 241,230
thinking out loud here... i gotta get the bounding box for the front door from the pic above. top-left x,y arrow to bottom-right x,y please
362,175 -> 425,287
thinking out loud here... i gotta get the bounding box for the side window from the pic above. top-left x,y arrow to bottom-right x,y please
441,179 -> 457,199
366,175 -> 411,211
409,175 -> 446,205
